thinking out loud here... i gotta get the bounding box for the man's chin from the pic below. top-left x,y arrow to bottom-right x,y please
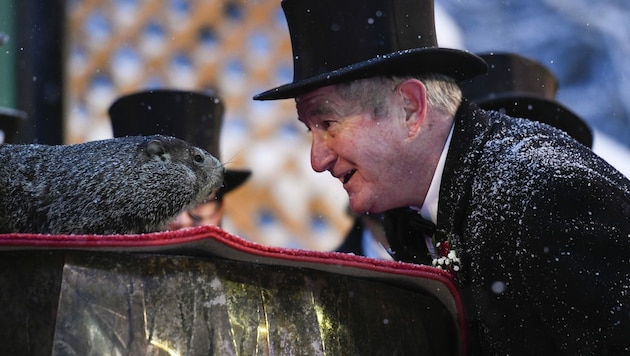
348,197 -> 379,215
347,199 -> 366,215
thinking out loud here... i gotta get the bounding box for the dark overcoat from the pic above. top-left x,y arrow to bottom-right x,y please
336,217 -> 367,256
384,100 -> 630,355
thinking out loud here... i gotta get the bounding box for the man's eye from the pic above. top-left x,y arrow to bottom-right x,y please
309,120 -> 336,131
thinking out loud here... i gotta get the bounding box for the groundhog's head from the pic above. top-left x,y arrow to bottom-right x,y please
135,135 -> 225,218
138,135 -> 225,195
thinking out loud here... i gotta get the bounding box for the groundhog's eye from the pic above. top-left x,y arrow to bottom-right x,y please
193,153 -> 204,163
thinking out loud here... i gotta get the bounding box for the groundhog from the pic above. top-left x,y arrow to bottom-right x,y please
0,135 -> 224,235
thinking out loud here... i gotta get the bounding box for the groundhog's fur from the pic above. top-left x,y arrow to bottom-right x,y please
0,135 -> 224,234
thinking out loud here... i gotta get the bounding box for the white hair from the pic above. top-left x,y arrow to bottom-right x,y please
335,74 -> 462,118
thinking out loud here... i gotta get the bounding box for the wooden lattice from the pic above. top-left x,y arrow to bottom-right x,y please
65,0 -> 352,251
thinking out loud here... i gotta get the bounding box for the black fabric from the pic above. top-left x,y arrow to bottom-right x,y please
385,99 -> 630,355
383,207 -> 436,265
335,218 -> 365,256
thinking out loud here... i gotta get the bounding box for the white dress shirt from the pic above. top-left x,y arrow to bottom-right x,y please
410,125 -> 454,258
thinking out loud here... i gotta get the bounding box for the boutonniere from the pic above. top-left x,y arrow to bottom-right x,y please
431,239 -> 461,275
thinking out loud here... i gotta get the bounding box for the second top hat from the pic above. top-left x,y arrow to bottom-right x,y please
254,0 -> 487,101
108,89 -> 251,196
460,52 -> 593,148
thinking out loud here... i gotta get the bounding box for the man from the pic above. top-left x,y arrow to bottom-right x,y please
337,52 -> 594,260
109,89 -> 251,228
254,0 -> 630,354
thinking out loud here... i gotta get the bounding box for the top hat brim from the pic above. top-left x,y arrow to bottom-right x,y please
254,48 -> 488,101
219,169 -> 252,198
477,95 -> 593,148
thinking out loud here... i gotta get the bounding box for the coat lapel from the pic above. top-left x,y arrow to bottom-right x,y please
437,100 -> 495,267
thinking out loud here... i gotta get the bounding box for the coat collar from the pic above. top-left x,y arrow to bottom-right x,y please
437,100 -> 495,250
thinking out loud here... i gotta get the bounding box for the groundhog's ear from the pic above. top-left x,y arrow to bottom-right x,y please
145,140 -> 168,161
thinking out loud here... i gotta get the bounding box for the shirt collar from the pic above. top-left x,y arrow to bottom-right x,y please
410,124 -> 454,224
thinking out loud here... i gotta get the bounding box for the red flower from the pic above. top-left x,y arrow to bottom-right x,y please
438,240 -> 450,257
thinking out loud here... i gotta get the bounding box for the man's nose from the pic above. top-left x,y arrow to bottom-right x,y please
310,134 -> 335,173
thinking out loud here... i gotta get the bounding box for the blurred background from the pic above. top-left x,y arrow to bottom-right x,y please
1,0 -> 629,250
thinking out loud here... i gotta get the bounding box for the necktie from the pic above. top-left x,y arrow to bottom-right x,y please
409,211 -> 437,237
383,207 -> 437,265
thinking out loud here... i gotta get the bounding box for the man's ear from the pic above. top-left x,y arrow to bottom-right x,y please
398,79 -> 427,138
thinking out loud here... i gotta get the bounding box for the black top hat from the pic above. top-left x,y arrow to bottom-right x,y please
460,52 -> 593,148
254,0 -> 487,101
108,89 -> 251,197
0,107 -> 27,144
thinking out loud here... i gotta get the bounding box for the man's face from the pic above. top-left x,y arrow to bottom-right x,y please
296,84 -> 415,214
168,198 -> 224,230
